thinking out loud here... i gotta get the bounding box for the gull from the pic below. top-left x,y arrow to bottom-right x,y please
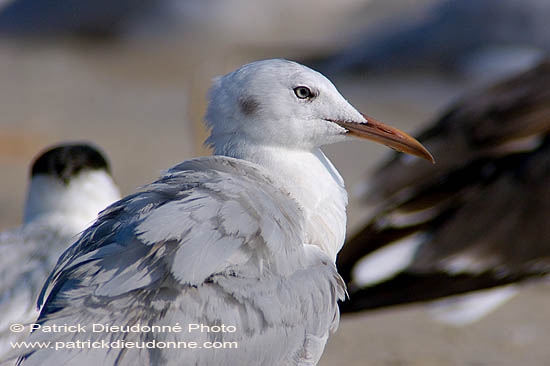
337,60 -> 550,325
0,143 -> 120,357
16,59 -> 432,366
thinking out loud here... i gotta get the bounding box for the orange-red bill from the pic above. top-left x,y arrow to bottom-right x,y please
332,114 -> 435,163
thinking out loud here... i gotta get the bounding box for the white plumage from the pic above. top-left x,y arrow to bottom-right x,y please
0,143 -> 120,359
16,60 -> 431,365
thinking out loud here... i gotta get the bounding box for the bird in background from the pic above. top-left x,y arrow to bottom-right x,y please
15,59 -> 432,366
0,0 -> 159,37
338,60 -> 550,325
321,0 -> 550,82
0,143 -> 120,357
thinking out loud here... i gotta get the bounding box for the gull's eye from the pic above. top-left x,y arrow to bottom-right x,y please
294,86 -> 313,99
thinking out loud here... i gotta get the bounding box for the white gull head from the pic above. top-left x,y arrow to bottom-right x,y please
204,59 -> 433,260
205,59 -> 365,152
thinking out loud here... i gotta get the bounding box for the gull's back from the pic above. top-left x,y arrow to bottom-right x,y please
18,156 -> 344,366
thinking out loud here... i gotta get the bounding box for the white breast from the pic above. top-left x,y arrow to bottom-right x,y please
222,145 -> 348,261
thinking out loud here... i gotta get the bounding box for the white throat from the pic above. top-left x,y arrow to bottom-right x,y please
23,170 -> 121,235
216,143 -> 348,261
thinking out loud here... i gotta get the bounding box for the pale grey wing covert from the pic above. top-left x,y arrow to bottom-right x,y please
17,156 -> 345,366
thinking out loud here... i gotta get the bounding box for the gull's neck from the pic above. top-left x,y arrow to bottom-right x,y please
216,143 -> 348,261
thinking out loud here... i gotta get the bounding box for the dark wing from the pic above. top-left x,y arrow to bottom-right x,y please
338,61 -> 550,312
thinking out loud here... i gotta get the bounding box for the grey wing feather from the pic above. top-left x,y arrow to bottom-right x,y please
18,156 -> 344,366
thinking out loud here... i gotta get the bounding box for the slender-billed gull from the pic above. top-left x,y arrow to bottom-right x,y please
16,59 -> 432,365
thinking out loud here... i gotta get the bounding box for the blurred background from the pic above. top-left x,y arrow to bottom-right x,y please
0,0 -> 549,364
